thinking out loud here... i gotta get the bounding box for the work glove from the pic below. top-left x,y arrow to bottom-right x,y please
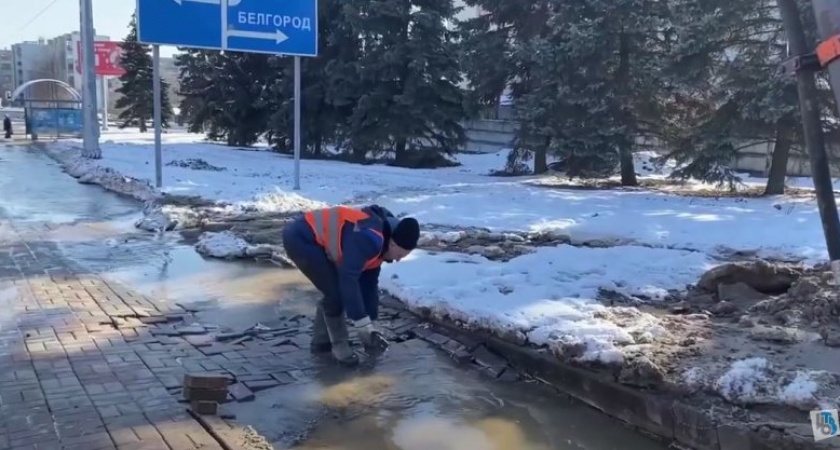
352,317 -> 390,350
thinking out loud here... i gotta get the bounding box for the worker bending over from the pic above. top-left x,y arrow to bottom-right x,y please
282,204 -> 420,366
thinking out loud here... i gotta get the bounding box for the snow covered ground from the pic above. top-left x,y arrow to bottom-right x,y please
50,130 -> 832,260
42,129 -> 840,382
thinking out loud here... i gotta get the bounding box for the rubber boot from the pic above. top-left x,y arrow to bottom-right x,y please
323,314 -> 359,367
310,306 -> 332,354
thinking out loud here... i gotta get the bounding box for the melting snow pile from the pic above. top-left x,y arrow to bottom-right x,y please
195,231 -> 252,258
683,357 -> 836,410
381,245 -> 713,364
45,143 -> 159,203
237,188 -> 327,214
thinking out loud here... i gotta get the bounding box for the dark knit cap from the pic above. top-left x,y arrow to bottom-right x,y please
391,217 -> 420,250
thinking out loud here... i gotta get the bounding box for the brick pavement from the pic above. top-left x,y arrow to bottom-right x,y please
0,222 -> 520,450
0,227 -> 228,450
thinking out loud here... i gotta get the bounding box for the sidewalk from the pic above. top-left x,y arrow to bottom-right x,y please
0,223 -> 230,450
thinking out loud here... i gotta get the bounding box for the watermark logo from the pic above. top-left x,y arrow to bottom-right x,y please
811,409 -> 840,441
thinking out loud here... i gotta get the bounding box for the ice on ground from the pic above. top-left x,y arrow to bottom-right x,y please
195,231 -> 251,258
381,246 -> 713,363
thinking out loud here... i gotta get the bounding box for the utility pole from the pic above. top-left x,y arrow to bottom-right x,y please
808,0 -> 840,277
777,0 -> 840,269
79,0 -> 101,158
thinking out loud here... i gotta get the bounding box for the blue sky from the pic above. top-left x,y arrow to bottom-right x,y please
0,0 -> 177,57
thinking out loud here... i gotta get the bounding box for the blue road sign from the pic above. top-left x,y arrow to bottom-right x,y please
137,0 -> 318,57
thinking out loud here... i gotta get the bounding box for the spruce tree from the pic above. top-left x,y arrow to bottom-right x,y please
266,0 -> 358,158
339,0 -> 467,166
175,50 -> 273,146
460,0 -> 553,173
473,0 -> 672,184
115,14 -> 171,132
664,0 -> 837,192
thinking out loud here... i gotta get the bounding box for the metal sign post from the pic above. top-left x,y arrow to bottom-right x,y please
79,0 -> 101,158
136,0 -> 319,190
101,76 -> 109,132
153,46 -> 163,188
294,56 -> 301,190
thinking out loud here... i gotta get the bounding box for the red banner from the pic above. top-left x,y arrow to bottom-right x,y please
76,41 -> 126,77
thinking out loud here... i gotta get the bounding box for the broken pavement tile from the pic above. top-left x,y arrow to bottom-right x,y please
139,315 -> 170,325
215,331 -> 247,341
131,306 -> 157,317
177,324 -> 208,335
185,334 -> 214,347
184,387 -> 228,402
261,338 -> 293,347
243,379 -> 280,392
235,374 -> 273,383
412,326 -> 432,339
270,372 -> 297,385
228,335 -> 253,346
422,332 -> 450,346
451,348 -> 473,364
391,322 -> 419,336
152,328 -> 182,337
472,345 -> 508,372
228,383 -> 255,402
190,400 -> 219,415
477,365 -> 506,379
450,333 -> 482,352
199,344 -> 231,356
184,373 -> 230,389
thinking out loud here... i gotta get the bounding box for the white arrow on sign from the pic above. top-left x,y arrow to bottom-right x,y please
171,0 -> 241,6
226,29 -> 289,44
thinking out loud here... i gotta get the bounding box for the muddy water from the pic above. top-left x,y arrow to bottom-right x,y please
55,229 -> 666,450
11,146 -> 667,450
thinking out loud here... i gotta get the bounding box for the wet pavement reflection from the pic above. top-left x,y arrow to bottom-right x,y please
0,146 -> 137,223
7,146 -> 668,450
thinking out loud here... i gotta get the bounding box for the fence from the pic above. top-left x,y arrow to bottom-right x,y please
460,118 -> 840,177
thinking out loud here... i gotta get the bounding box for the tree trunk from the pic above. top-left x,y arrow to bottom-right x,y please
764,124 -> 793,195
139,119 -> 147,133
352,144 -> 366,162
534,136 -> 549,174
618,141 -> 637,186
314,136 -> 322,158
617,33 -> 638,186
395,138 -> 408,165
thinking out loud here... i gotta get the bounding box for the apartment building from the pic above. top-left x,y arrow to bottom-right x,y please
0,49 -> 13,101
11,39 -> 54,99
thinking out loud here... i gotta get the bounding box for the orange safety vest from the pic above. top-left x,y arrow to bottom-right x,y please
304,206 -> 385,271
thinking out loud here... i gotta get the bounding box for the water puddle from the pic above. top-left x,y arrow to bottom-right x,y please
54,227 -> 667,450
0,148 -> 137,223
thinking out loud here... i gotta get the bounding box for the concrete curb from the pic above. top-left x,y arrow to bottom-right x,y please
393,304 -> 833,450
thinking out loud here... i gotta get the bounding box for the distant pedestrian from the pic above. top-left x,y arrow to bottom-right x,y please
3,115 -> 10,139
